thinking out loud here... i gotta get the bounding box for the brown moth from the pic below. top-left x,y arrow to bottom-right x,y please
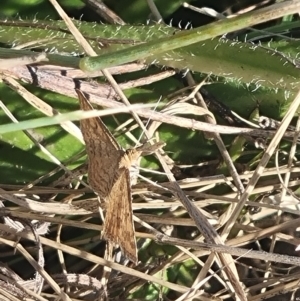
76,89 -> 140,263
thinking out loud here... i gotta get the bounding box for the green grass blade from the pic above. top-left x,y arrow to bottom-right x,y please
79,1 -> 300,71
0,104 -> 152,134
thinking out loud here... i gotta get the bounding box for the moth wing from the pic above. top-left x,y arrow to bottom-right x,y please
76,89 -> 122,197
76,89 -> 120,150
102,168 -> 137,263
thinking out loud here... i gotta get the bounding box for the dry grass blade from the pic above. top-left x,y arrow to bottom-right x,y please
0,237 -> 71,301
0,222 -> 189,294
2,76 -> 84,143
222,88 -> 300,236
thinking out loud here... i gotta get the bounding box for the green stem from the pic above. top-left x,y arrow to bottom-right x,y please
79,1 -> 300,71
0,48 -> 79,68
0,1 -> 299,91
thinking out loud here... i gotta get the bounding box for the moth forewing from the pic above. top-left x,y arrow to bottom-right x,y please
76,89 -> 122,198
102,168 -> 137,264
76,89 -> 120,150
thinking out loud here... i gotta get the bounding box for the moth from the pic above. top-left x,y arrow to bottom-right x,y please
76,89 -> 146,263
